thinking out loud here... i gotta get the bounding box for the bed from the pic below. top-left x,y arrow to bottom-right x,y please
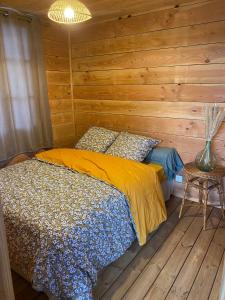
0,129 -> 183,300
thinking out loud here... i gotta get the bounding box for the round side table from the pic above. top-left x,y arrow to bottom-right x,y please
179,162 -> 225,230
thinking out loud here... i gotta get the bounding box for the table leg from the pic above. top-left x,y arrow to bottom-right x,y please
199,179 -> 203,205
203,180 -> 208,230
218,180 -> 225,219
179,180 -> 189,219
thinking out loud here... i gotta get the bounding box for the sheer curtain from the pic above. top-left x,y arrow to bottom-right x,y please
0,12 -> 52,162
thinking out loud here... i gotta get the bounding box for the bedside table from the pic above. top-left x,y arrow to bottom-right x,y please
179,162 -> 225,230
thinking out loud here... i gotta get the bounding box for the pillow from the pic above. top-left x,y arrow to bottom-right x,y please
106,132 -> 160,161
75,127 -> 119,153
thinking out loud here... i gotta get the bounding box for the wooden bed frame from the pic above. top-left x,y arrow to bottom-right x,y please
2,150 -> 46,169
5,154 -> 31,167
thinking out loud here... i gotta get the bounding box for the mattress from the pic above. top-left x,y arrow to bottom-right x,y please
0,155 -> 169,300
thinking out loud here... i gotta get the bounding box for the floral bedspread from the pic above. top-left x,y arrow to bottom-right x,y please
0,159 -> 136,299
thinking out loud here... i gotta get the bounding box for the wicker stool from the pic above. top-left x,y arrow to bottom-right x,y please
179,162 -> 225,230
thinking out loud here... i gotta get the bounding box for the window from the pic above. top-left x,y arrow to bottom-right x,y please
0,13 -> 52,161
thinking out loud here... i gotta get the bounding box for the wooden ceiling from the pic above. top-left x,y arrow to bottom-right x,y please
0,0 -> 179,23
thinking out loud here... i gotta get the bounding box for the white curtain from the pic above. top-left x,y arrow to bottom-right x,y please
0,11 -> 52,162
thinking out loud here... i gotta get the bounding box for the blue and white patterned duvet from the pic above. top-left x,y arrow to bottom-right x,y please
0,159 -> 136,299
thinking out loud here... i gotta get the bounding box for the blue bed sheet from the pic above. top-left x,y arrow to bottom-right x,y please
145,147 -> 184,180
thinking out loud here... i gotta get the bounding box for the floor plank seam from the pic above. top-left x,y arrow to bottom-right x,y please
207,247 -> 225,299
165,209 -> 221,299
138,206 -> 201,300
142,205 -> 217,300
116,204 -> 185,300
185,211 -> 223,300
164,207 -> 219,300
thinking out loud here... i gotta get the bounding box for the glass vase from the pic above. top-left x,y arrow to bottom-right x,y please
195,140 -> 216,172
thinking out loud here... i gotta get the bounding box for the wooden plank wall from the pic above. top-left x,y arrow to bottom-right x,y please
41,22 -> 75,147
71,0 -> 225,165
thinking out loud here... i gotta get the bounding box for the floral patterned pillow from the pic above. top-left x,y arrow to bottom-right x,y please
75,127 -> 119,153
106,132 -> 160,161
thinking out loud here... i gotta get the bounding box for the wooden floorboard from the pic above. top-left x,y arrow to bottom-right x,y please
209,252 -> 225,300
166,208 -> 222,300
187,217 -> 225,300
122,205 -> 202,300
142,206 -> 210,300
11,197 -> 225,300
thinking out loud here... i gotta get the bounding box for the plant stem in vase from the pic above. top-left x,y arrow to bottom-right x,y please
194,104 -> 225,172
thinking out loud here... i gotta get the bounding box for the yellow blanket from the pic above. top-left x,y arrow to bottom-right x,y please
36,149 -> 167,245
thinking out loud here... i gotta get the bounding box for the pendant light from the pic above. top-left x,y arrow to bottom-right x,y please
48,0 -> 92,24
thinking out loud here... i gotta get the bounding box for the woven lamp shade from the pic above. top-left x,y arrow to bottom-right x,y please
48,0 -> 92,24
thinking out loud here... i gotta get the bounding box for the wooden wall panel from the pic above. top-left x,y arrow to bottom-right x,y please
72,21 -> 225,58
42,22 -> 75,147
49,99 -> 73,114
71,0 -> 225,165
75,100 -> 205,119
85,0 -> 212,24
71,0 -> 224,43
72,43 -> 225,71
47,71 -> 70,85
73,64 -> 225,85
74,84 -> 225,102
75,112 -> 225,140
